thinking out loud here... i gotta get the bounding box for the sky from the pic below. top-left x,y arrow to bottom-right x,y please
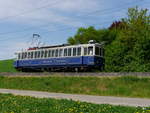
0,0 -> 149,60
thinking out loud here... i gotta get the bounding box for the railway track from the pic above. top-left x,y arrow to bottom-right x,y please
1,72 -> 150,76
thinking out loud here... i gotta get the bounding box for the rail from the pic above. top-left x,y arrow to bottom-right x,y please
1,72 -> 150,76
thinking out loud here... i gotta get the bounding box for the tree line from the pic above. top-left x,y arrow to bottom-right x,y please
67,7 -> 150,72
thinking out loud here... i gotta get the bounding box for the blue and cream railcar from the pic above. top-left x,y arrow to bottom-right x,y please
14,42 -> 104,72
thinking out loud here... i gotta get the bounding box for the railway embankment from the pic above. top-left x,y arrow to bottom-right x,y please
0,75 -> 150,98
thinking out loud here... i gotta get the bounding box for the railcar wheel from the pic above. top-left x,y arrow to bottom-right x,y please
15,68 -> 21,72
75,68 -> 79,72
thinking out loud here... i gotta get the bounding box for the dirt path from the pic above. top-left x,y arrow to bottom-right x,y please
0,88 -> 150,107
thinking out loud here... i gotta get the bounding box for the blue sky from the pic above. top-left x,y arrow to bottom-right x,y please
0,0 -> 149,60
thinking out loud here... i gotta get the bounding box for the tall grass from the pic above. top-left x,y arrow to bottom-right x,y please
0,76 -> 150,98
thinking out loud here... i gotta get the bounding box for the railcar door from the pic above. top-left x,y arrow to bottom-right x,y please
82,46 -> 95,66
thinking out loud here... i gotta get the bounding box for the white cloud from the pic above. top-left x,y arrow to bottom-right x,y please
0,0 -> 101,27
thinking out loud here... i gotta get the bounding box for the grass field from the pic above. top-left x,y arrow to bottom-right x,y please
0,59 -> 17,72
0,76 -> 150,98
0,93 -> 149,113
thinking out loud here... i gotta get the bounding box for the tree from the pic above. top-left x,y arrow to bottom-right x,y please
67,26 -> 118,45
67,7 -> 150,72
109,21 -> 125,30
105,7 -> 150,72
68,27 -> 100,44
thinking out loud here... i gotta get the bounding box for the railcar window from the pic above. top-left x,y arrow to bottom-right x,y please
88,46 -> 93,55
28,52 -> 31,59
41,51 -> 44,58
22,53 -> 24,59
37,51 -> 40,58
59,49 -> 63,57
24,53 -> 26,59
52,50 -> 55,57
24,52 -> 27,59
100,48 -> 104,57
44,50 -> 48,58
31,52 -> 33,59
77,47 -> 81,56
55,49 -> 58,57
84,47 -> 87,55
48,50 -> 51,57
100,48 -> 102,56
73,48 -> 76,56
18,53 -> 21,60
68,48 -> 72,56
24,52 -> 26,59
64,48 -> 67,56
21,53 -> 23,59
20,53 -> 23,59
23,52 -> 26,59
35,51 -> 37,58
20,53 -> 22,59
95,47 -> 100,56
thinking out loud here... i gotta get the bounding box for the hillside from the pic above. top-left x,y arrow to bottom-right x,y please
0,59 -> 17,72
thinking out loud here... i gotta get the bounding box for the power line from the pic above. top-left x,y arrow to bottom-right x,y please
0,18 -> 115,42
0,33 -> 31,42
0,25 -> 77,42
0,0 -> 142,24
0,0 -> 141,23
0,0 -> 145,39
0,23 -> 59,36
77,0 -> 143,18
0,0 -> 65,22
0,35 -> 31,47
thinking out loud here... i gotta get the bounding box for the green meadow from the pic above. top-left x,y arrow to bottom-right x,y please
0,59 -> 17,72
0,93 -> 149,113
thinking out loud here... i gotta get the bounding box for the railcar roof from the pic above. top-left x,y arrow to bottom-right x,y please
39,43 -> 98,48
39,44 -> 70,49
17,43 -> 102,53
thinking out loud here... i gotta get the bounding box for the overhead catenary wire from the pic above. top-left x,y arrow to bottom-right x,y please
0,25 -> 78,42
0,0 -> 144,38
0,33 -> 31,42
0,0 -> 148,60
0,0 -> 66,23
0,17 -> 117,42
0,0 -> 142,23
0,0 -> 146,43
0,22 -> 62,36
74,0 -> 143,18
